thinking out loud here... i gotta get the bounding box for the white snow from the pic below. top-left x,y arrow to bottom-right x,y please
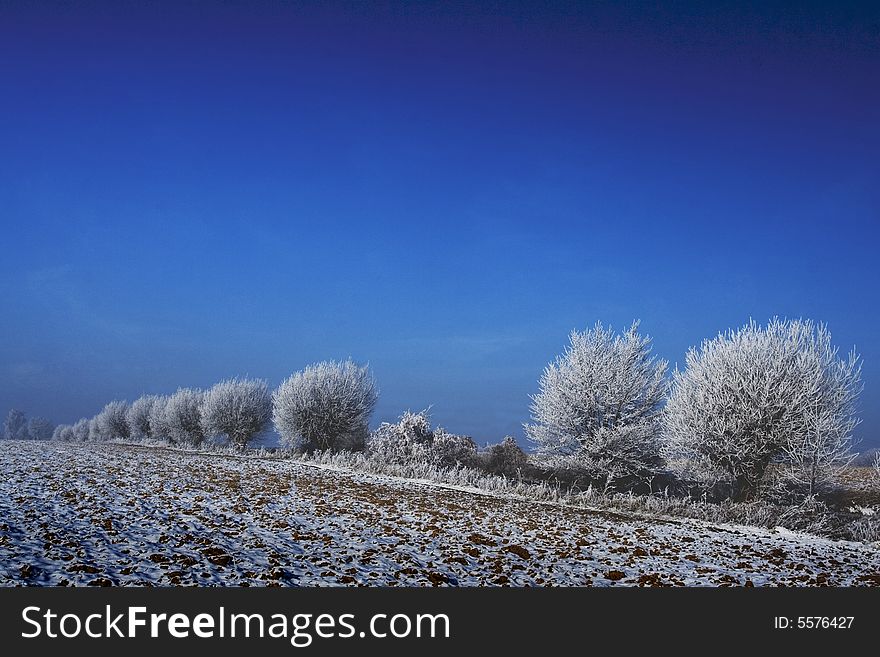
1,440 -> 878,586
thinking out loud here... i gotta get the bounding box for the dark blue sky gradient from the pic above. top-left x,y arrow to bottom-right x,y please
1,1 -> 878,447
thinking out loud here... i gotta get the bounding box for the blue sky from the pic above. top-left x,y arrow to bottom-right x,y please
1,1 -> 878,448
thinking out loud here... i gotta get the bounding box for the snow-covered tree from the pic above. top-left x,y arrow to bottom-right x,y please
27,417 -> 54,441
72,418 -> 90,442
164,388 -> 205,446
127,395 -> 159,441
368,410 -> 478,468
201,378 -> 271,450
273,360 -> 378,452
87,417 -> 101,442
96,401 -> 130,441
148,396 -> 171,442
662,318 -> 862,499
3,409 -> 28,440
525,321 -> 667,488
52,424 -> 72,442
481,436 -> 529,477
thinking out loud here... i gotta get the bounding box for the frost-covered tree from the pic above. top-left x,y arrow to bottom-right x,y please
273,360 -> 378,452
662,318 -> 862,499
525,322 -> 667,488
27,417 -> 54,441
72,418 -> 90,442
368,410 -> 478,468
481,436 -> 529,477
201,378 -> 271,450
87,417 -> 101,442
52,424 -> 72,442
96,401 -> 130,441
3,409 -> 28,440
148,396 -> 171,442
164,388 -> 205,446
127,395 -> 159,441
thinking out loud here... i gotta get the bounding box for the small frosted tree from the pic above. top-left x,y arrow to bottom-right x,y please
3,409 -> 28,440
96,401 -> 130,441
87,417 -> 101,442
72,418 -> 90,442
164,388 -> 205,446
52,424 -> 73,442
148,396 -> 172,443
662,318 -> 861,499
201,378 -> 271,450
525,321 -> 667,488
27,417 -> 54,441
127,395 -> 159,441
273,360 -> 378,452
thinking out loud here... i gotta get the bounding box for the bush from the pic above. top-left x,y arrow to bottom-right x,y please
96,401 -> 130,441
164,388 -> 205,446
201,378 -> 272,450
273,360 -> 378,453
27,417 -> 54,441
662,318 -> 862,500
481,437 -> 529,477
127,395 -> 159,441
525,321 -> 667,489
368,410 -> 477,468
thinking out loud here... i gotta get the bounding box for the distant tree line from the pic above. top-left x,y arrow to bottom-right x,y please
10,317 -> 865,504
3,409 -> 54,441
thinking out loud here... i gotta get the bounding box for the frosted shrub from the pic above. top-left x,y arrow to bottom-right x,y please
96,401 -> 130,441
369,410 -> 478,468
201,378 -> 272,450
525,322 -> 667,488
52,425 -> 73,442
431,428 -> 478,468
27,417 -> 54,441
164,388 -> 205,446
482,436 -> 529,477
127,395 -> 159,441
273,360 -> 378,453
662,319 -> 861,500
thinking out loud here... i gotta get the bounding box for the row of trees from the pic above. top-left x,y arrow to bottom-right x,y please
526,318 -> 862,500
3,409 -> 54,441
25,316 -> 864,503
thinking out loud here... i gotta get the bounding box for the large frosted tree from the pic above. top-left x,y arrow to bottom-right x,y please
662,318 -> 861,499
165,388 -> 206,446
201,378 -> 271,450
96,401 -> 131,441
127,395 -> 159,441
273,360 -> 378,453
525,321 -> 667,487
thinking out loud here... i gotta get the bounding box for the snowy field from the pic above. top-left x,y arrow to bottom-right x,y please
1,440 -> 878,587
